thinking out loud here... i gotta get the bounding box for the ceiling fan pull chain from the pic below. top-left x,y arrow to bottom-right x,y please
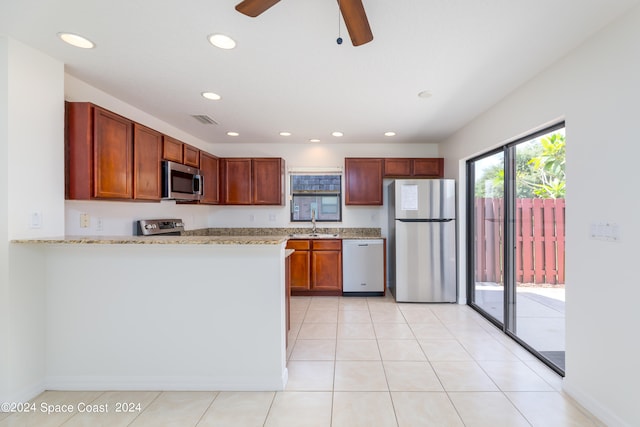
336,0 -> 343,44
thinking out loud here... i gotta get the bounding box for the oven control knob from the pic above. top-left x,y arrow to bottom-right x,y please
145,224 -> 156,230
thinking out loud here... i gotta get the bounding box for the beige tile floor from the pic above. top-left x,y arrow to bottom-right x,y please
0,294 -> 601,427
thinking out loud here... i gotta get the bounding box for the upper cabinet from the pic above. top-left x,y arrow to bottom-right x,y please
66,102 -> 134,200
221,157 -> 285,205
162,136 -> 183,163
199,152 -> 220,205
345,157 -> 445,205
133,124 -> 162,201
221,158 -> 252,205
183,144 -> 200,168
162,136 -> 200,168
252,158 -> 285,205
383,158 -> 444,178
344,158 -> 384,205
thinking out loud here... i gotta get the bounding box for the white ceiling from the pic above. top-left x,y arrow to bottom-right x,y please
1,0 -> 638,145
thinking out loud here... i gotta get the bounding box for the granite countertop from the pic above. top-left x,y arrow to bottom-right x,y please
186,227 -> 382,239
11,235 -> 289,245
12,227 -> 382,245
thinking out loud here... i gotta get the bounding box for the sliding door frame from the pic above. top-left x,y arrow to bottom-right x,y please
466,121 -> 566,376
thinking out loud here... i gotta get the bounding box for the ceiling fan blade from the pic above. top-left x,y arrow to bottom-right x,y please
235,0 -> 281,17
338,0 -> 373,46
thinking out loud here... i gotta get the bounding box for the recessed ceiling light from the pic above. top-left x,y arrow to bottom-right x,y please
309,139 -> 321,143
57,32 -> 95,49
201,92 -> 221,100
279,132 -> 292,137
418,90 -> 433,99
332,131 -> 344,137
227,131 -> 239,137
384,132 -> 396,137
208,34 -> 236,50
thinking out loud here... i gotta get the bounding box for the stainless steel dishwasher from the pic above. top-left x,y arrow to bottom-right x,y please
342,239 -> 385,296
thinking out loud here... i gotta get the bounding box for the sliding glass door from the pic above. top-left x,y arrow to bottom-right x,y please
467,124 -> 566,375
469,150 -> 505,323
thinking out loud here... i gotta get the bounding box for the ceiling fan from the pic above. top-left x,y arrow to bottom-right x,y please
235,0 -> 373,46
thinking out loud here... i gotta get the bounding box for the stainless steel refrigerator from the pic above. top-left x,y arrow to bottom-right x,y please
388,179 -> 457,302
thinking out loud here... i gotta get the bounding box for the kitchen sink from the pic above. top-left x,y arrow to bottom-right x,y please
288,233 -> 340,239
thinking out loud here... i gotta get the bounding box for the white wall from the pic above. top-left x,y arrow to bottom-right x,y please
8,41 -> 65,239
65,74 -> 439,235
1,37 -> 64,403
438,5 -> 640,427
0,35 -> 10,404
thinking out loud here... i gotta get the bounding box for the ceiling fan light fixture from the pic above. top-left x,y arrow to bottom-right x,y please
332,131 -> 344,137
227,131 -> 240,137
384,131 -> 396,137
57,32 -> 95,49
279,131 -> 292,136
208,34 -> 237,50
201,92 -> 221,100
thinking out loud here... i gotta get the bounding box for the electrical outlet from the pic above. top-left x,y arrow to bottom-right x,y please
80,213 -> 90,228
96,217 -> 104,231
249,214 -> 255,222
269,214 -> 276,222
29,211 -> 42,229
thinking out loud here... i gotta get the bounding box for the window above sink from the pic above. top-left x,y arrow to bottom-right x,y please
290,173 -> 342,222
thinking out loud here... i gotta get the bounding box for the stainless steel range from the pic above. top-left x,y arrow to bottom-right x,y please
135,219 -> 185,236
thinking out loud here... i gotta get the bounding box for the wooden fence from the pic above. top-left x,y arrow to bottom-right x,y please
475,198 -> 565,285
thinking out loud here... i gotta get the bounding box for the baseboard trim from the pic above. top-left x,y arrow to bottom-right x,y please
563,380 -> 631,427
44,374 -> 287,392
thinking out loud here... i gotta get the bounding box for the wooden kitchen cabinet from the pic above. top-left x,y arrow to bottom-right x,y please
162,136 -> 183,163
311,240 -> 342,292
221,158 -> 252,204
383,158 -> 412,177
221,157 -> 284,205
412,158 -> 444,177
199,152 -> 220,204
183,144 -> 200,168
66,102 -> 134,200
344,158 -> 384,205
383,158 -> 444,178
287,239 -> 342,296
287,240 -> 311,292
252,158 -> 284,205
133,124 -> 162,201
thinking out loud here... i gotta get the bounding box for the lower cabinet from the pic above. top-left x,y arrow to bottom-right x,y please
286,239 -> 342,296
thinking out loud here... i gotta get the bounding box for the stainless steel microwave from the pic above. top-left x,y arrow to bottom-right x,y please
161,161 -> 203,201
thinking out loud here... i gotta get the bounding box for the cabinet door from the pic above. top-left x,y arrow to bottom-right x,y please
252,158 -> 284,205
183,144 -> 200,167
384,158 -> 412,177
199,152 -> 220,204
93,106 -> 133,199
66,102 -> 93,200
289,250 -> 311,291
222,158 -> 252,204
311,249 -> 342,291
345,158 -> 383,205
133,124 -> 162,201
162,136 -> 183,162
412,158 -> 444,177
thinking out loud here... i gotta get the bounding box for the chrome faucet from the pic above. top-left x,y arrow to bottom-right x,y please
311,209 -> 317,234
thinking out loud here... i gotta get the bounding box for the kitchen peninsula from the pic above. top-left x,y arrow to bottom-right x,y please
12,235 -> 290,391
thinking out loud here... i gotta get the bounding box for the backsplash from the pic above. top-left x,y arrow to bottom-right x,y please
183,227 -> 382,238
